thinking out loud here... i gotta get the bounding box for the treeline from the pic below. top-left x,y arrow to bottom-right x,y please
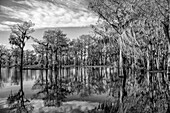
0,23 -> 168,71
0,29 -> 126,69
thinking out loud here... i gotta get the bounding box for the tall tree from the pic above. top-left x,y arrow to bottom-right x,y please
42,29 -> 68,67
88,0 -> 142,112
9,21 -> 34,107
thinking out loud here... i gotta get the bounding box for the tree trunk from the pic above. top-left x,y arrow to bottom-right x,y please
20,48 -> 24,107
119,37 -> 124,113
162,3 -> 170,112
55,49 -> 58,68
26,54 -> 28,66
40,70 -> 44,84
105,52 -> 107,65
75,52 -> 77,65
45,50 -> 48,94
15,56 -> 18,67
50,50 -> 53,83
7,56 -> 11,67
147,46 -> 150,91
156,46 -> 161,90
162,1 -> 170,81
166,42 -> 170,113
54,52 -> 58,102
167,43 -> 170,81
100,51 -> 102,65
81,50 -> 83,65
84,48 -> 86,65
0,58 -> 1,80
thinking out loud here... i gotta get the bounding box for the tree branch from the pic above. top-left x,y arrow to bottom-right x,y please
97,10 -> 120,34
155,0 -> 167,18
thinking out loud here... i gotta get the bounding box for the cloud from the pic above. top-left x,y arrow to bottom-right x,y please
0,0 -> 97,31
0,24 -> 10,31
2,21 -> 20,25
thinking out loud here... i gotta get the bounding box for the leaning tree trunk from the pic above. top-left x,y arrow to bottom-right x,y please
162,5 -> 170,112
166,42 -> 170,113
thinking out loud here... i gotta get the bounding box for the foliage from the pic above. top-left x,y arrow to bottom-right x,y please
9,21 -> 34,49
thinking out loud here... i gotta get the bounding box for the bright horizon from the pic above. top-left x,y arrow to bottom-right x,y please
0,26 -> 93,50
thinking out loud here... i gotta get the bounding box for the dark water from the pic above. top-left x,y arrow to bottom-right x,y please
0,67 -> 116,99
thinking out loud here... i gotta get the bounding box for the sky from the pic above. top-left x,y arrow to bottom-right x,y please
0,0 -> 98,49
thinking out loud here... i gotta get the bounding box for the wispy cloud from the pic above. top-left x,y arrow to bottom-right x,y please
0,0 -> 97,31
0,24 -> 10,31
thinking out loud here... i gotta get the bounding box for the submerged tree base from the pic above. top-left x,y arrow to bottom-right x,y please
7,90 -> 34,113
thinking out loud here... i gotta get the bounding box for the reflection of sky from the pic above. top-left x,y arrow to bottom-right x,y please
0,67 -> 113,100
0,67 -> 117,110
0,68 -> 38,98
0,80 -> 36,98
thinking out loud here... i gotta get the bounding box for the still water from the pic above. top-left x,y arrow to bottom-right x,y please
0,66 -> 166,112
0,67 -> 116,99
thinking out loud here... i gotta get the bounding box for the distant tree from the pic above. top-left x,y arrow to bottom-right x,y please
32,44 -> 46,66
79,35 -> 93,65
24,50 -> 35,66
8,21 -> 34,108
11,47 -> 21,66
43,29 -> 68,67
0,45 -> 7,79
5,49 -> 12,67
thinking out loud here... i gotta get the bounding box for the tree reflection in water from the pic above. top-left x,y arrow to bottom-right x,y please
1,66 -> 167,113
0,69 -> 3,88
32,67 -> 72,107
31,67 -> 114,107
11,67 -> 20,85
7,67 -> 34,113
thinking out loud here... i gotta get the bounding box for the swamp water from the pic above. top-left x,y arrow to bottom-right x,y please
0,67 -> 116,112
0,67 -> 164,112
